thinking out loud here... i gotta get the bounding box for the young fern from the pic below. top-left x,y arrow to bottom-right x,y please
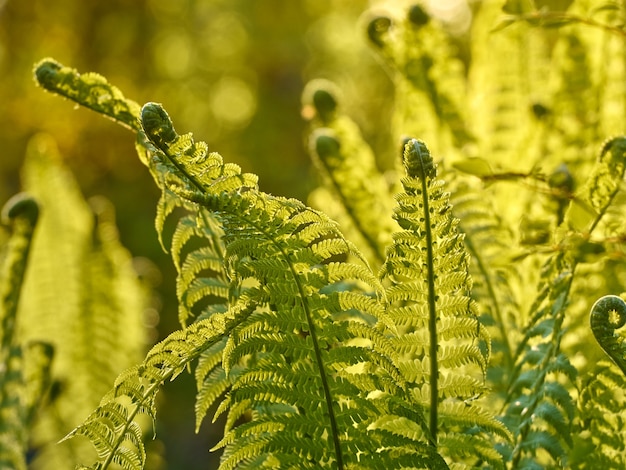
302,79 -> 397,266
365,5 -> 472,155
380,139 -> 510,468
502,137 -> 626,467
36,59 -> 456,469
0,195 -> 53,470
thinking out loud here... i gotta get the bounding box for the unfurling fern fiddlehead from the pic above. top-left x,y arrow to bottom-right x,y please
590,295 -> 626,376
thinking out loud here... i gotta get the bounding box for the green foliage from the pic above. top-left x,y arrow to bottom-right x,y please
0,194 -> 53,470
0,134 -> 150,468
4,0 -> 626,469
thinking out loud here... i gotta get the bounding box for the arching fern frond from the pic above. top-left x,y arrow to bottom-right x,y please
380,139 -> 510,468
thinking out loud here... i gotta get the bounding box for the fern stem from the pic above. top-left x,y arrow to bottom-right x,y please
407,140 -> 439,444
285,256 -> 345,469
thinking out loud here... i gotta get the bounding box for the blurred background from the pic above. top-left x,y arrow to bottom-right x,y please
0,0 -> 477,468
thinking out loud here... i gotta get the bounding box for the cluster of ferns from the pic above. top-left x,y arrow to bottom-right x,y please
3,1 -> 626,469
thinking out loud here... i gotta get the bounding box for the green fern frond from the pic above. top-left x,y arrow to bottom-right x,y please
503,136 -> 626,467
0,194 -> 53,470
571,361 -> 626,468
302,79 -> 397,265
380,139 -> 507,465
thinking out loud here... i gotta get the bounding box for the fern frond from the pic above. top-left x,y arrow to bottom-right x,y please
302,79 -> 396,265
570,361 -> 626,468
380,139 -> 507,465
1,194 -> 39,354
64,300 -> 256,469
0,194 -> 52,470
503,137 -> 626,467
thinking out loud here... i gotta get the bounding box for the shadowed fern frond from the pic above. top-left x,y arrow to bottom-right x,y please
571,361 -> 626,468
0,195 -> 54,470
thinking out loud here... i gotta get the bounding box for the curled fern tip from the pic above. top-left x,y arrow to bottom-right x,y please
1,193 -> 40,226
313,129 -> 341,160
590,295 -> 626,376
141,102 -> 177,149
403,138 -> 435,179
33,58 -> 62,91
367,15 -> 392,48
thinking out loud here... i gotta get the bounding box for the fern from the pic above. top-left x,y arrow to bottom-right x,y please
571,361 -> 626,468
3,133 -> 150,469
36,60 -> 453,469
501,137 -> 626,467
302,78 -> 397,266
365,5 -> 473,155
25,1 -> 626,467
380,139 -> 511,468
0,194 -> 53,470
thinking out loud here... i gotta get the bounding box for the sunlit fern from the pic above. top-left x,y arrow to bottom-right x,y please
33,58 -> 517,469
11,134 -> 150,469
500,137 -> 626,467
